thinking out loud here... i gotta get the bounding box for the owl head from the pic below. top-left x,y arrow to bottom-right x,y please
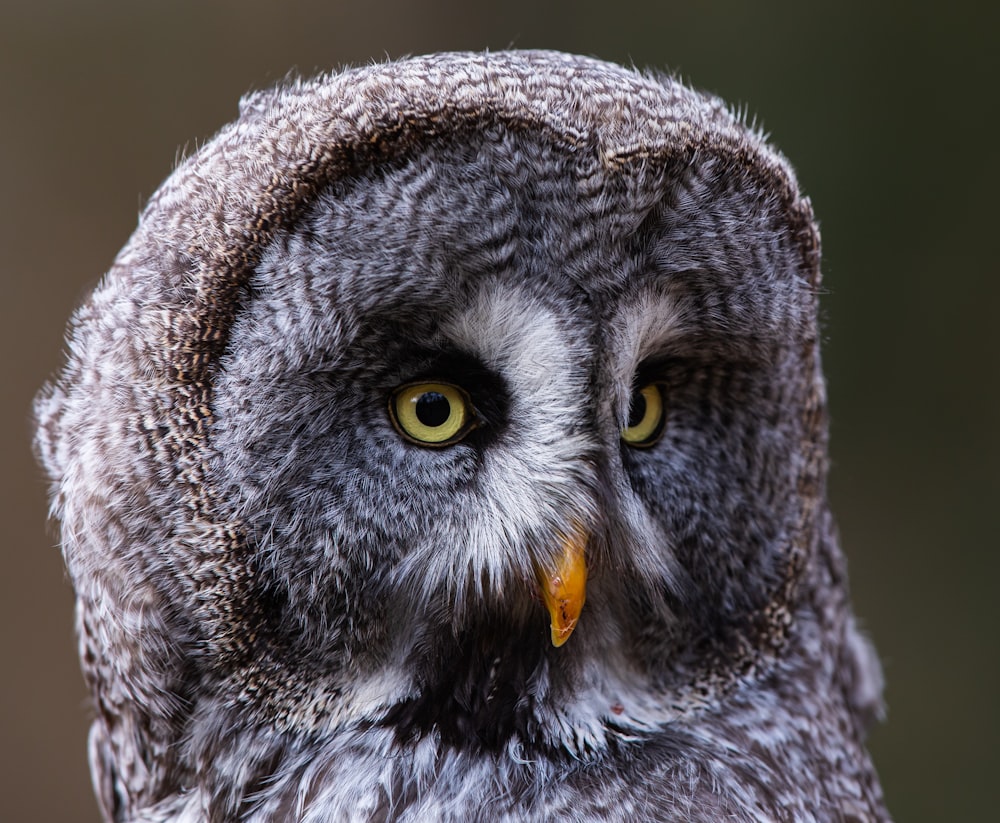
35,51 -> 886,820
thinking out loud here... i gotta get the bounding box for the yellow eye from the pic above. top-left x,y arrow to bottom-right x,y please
621,383 -> 666,447
389,382 -> 476,446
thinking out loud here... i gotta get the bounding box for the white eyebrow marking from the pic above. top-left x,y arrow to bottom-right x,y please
606,287 -> 687,421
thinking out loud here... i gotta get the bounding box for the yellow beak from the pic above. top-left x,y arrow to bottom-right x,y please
536,524 -> 588,647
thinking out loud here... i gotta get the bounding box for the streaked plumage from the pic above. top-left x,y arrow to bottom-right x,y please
35,51 -> 889,821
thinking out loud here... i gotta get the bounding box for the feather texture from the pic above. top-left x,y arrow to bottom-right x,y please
35,51 -> 889,822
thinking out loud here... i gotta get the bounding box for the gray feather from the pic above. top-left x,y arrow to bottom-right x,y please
35,51 -> 889,822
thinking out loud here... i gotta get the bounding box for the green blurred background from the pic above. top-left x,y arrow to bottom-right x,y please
2,2 -> 995,820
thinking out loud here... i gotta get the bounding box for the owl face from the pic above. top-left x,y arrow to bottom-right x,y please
205,128 -> 816,748
36,52 -> 887,821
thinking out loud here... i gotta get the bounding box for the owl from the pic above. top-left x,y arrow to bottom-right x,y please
34,51 -> 890,822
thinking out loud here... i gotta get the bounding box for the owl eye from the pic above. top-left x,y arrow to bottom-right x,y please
390,382 -> 478,446
621,382 -> 666,447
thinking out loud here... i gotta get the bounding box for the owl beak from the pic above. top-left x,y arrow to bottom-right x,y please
535,523 -> 588,647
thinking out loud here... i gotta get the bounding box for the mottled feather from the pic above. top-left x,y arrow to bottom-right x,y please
35,51 -> 889,822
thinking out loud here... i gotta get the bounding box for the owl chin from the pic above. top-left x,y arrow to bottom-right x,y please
375,564 -> 655,759
382,617 -> 553,752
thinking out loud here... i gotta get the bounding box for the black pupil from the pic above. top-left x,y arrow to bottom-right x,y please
627,389 -> 647,429
416,392 -> 451,427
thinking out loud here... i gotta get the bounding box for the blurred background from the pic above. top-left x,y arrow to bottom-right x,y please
2,1 -> 994,820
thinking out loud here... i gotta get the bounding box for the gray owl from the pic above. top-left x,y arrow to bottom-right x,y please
34,51 -> 890,822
